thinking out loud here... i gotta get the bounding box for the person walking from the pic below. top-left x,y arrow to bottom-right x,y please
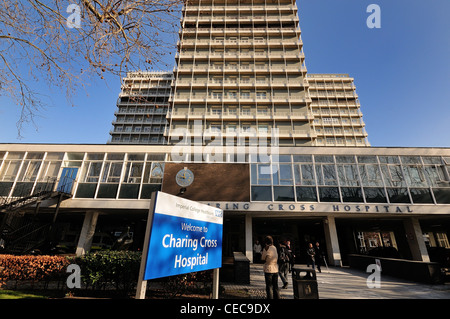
253,240 -> 262,264
314,241 -> 323,273
286,240 -> 295,272
277,240 -> 291,289
306,242 -> 316,270
261,236 -> 280,299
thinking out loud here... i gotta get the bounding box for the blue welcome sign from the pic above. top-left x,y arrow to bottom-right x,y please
143,192 -> 223,280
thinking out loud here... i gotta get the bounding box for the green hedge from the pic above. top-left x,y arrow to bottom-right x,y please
73,251 -> 141,292
1,251 -> 214,297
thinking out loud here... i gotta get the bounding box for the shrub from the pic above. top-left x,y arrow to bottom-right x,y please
0,254 -> 70,288
157,270 -> 214,298
73,251 -> 141,292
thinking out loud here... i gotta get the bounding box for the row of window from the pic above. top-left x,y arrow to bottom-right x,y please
251,186 -> 450,204
116,107 -> 168,114
182,36 -> 298,43
315,138 -> 368,145
182,61 -> 301,69
174,107 -> 305,115
251,161 -> 449,188
1,152 -> 449,204
110,136 -> 166,144
113,126 -> 166,133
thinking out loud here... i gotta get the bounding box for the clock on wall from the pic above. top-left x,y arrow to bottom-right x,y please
175,168 -> 194,187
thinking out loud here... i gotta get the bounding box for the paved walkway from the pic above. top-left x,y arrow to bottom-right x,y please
222,264 -> 450,299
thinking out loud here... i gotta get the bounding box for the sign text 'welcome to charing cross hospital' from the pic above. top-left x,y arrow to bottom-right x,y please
143,192 -> 223,280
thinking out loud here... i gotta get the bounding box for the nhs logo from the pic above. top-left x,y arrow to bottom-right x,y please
214,209 -> 223,218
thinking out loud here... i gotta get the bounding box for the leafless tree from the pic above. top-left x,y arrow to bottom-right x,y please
0,0 -> 183,137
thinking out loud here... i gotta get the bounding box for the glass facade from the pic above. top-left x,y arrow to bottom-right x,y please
1,150 -> 449,205
0,151 -> 165,200
250,154 -> 450,204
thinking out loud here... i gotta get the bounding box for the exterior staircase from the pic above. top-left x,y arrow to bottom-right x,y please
0,177 -> 73,254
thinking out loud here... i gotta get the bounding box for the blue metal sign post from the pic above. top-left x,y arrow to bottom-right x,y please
135,191 -> 223,299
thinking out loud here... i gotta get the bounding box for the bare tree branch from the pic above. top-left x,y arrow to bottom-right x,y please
0,0 -> 183,137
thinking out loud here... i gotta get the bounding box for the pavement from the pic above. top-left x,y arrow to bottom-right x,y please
221,263 -> 450,299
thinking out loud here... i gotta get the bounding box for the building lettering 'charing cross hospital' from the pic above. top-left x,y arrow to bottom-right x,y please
1,0 -> 450,275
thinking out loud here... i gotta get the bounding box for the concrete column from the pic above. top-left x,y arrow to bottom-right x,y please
75,211 -> 99,256
403,217 -> 430,262
245,214 -> 253,263
323,216 -> 342,267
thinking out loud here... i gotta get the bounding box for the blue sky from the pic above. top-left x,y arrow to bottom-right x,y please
0,0 -> 449,147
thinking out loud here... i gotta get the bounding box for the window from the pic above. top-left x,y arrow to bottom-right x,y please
403,165 -> 427,187
316,164 -> 337,186
227,124 -> 237,132
241,91 -> 251,99
318,187 -> 340,202
251,186 -> 272,201
255,63 -> 265,70
251,164 -> 271,185
410,188 -> 434,204
213,76 -> 223,84
228,108 -> 237,115
101,162 -> 123,183
273,186 -> 295,201
228,91 -> 238,99
257,108 -> 269,115
227,62 -> 238,69
436,233 -> 450,248
386,188 -> 410,203
272,164 -> 293,185
323,118 -> 339,124
294,164 -> 315,186
433,189 -> 450,204
212,108 -> 222,115
38,160 -> 62,182
17,160 -> 42,182
258,124 -> 269,133
82,162 -> 103,183
337,164 -> 360,186
122,162 -> 144,184
359,164 -> 383,187
212,91 -> 223,99
424,165 -> 448,187
256,77 -> 266,84
256,91 -> 267,99
381,165 -> 406,187
210,124 -> 221,133
242,124 -> 252,133
341,187 -> 364,202
364,188 -> 387,203
296,187 -> 317,201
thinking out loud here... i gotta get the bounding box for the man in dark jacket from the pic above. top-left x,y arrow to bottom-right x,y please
314,241 -> 323,273
306,242 -> 316,271
278,240 -> 291,289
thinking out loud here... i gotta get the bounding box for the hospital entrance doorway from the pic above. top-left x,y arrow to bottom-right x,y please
253,218 -> 326,265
